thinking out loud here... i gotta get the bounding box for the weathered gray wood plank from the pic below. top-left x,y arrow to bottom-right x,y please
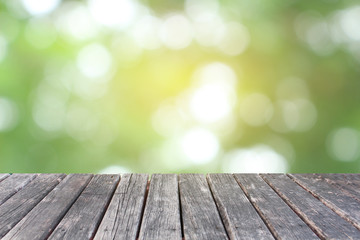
179,174 -> 228,240
330,174 -> 360,182
94,174 -> 148,240
319,173 -> 360,182
319,174 -> 360,202
262,174 -> 360,239
317,174 -> 360,187
138,174 -> 181,240
0,174 -> 65,238
207,174 -> 273,240
234,174 -> 318,239
0,174 -> 9,183
48,174 -> 119,240
289,173 -> 360,230
2,174 -> 92,240
0,174 -> 37,205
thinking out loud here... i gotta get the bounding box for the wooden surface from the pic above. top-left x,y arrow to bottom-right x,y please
234,174 -> 318,239
0,174 -> 65,238
139,174 -> 181,240
0,173 -> 360,239
48,174 -> 119,240
208,174 -> 272,239
180,174 -> 227,240
0,174 -> 36,205
262,174 -> 360,239
94,174 -> 148,240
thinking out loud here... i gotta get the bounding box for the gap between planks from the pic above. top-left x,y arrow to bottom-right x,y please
206,176 -> 231,240
135,178 -> 151,240
288,174 -> 360,231
177,175 -> 185,240
44,174 -> 94,239
232,174 -> 280,239
262,174 -> 360,239
89,175 -> 122,240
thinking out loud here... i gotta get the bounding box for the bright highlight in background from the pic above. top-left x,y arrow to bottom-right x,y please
160,14 -> 193,50
219,22 -> 250,55
190,84 -> 233,124
133,16 -> 162,50
189,62 -> 237,124
180,128 -> 220,164
98,165 -> 131,174
88,0 -> 137,28
56,3 -> 98,42
77,43 -> 112,79
328,128 -> 360,162
21,0 -> 60,16
0,98 -> 18,132
223,145 -> 289,173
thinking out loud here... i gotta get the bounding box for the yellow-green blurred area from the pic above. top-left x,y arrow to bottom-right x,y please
0,0 -> 360,174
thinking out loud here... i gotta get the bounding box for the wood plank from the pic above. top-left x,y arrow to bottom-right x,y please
289,173 -> 360,230
48,174 -> 120,240
208,174 -> 273,240
0,174 -> 37,205
330,173 -> 360,182
2,174 -> 92,240
0,174 -> 65,238
234,174 -> 318,239
262,174 -> 360,239
179,174 -> 228,240
138,174 -> 181,240
319,174 -> 360,202
94,174 -> 148,240
319,173 -> 360,182
0,174 -> 10,183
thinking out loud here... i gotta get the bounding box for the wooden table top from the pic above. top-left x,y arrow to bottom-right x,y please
0,173 -> 359,239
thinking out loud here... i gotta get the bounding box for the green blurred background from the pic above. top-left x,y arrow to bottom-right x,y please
0,0 -> 360,174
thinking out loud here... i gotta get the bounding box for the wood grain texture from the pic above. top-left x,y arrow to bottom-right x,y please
328,174 -> 360,182
48,174 -> 119,240
94,173 -> 148,240
138,174 -> 181,240
234,174 -> 318,240
179,174 -> 228,240
319,173 -> 360,182
0,174 -> 65,238
2,174 -> 92,240
289,173 -> 360,230
208,174 -> 273,240
0,174 -> 37,205
0,173 -> 358,239
319,174 -> 360,202
262,174 -> 360,239
0,174 -> 9,183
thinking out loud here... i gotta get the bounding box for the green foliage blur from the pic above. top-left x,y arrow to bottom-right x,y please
0,0 -> 360,173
